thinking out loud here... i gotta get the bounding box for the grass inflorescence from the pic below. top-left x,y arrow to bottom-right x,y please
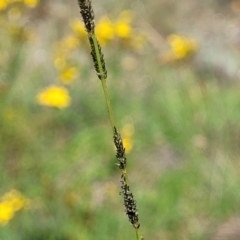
77,0 -> 143,239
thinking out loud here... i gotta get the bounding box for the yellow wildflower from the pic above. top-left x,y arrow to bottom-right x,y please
114,10 -> 134,38
0,190 -> 29,226
0,202 -> 14,225
24,0 -> 38,8
121,123 -> 134,154
115,21 -> 132,38
59,67 -> 79,85
167,34 -> 198,59
36,85 -> 71,108
95,16 -> 115,45
0,0 -> 7,11
122,137 -> 133,154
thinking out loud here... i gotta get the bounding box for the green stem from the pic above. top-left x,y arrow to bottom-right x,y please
136,229 -> 142,240
100,78 -> 115,131
91,34 -> 115,132
90,32 -> 143,240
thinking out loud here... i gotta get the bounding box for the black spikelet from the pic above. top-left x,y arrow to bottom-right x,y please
120,174 -> 140,229
113,127 -> 127,170
89,37 -> 107,79
77,0 -> 95,34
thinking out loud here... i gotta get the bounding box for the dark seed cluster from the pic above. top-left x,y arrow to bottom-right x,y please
77,0 -> 95,34
120,174 -> 140,229
89,37 -> 107,79
77,0 -> 107,80
113,127 -> 127,170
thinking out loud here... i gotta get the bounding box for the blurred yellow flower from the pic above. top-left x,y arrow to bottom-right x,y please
121,123 -> 134,154
69,10 -> 142,49
0,0 -> 7,11
0,0 -> 39,11
114,10 -> 134,38
36,85 -> 71,108
122,137 -> 133,154
0,202 -> 14,225
167,34 -> 198,59
95,16 -> 115,45
59,67 -> 79,85
24,0 -> 38,8
0,190 -> 29,226
115,21 -> 132,38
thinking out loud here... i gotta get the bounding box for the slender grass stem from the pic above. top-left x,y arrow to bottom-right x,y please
100,78 -> 115,131
95,41 -> 143,239
92,33 -> 143,239
91,34 -> 116,131
91,31 -> 132,199
136,229 -> 142,240
77,1 -> 144,239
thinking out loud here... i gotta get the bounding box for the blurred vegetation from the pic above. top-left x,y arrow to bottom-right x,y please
1,0 -> 240,239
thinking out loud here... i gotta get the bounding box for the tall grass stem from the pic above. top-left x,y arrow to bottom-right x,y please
77,1 -> 144,239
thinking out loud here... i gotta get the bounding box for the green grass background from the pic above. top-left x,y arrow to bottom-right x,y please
1,0 -> 240,239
